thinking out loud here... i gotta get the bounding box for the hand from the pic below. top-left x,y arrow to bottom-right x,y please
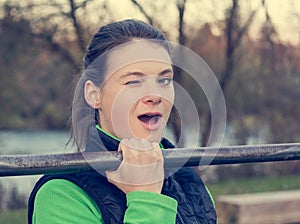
106,138 -> 164,194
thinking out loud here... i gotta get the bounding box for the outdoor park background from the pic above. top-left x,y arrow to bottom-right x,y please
1,0 -> 300,223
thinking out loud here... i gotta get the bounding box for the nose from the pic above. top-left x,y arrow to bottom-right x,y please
142,95 -> 162,105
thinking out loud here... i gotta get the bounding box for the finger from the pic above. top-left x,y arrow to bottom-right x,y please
121,139 -> 131,149
119,139 -> 135,161
119,139 -> 163,164
106,160 -> 164,185
121,138 -> 143,151
141,139 -> 153,150
130,138 -> 158,151
130,138 -> 144,150
122,138 -> 150,151
151,142 -> 160,149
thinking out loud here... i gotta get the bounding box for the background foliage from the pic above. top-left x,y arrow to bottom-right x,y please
1,0 -> 299,144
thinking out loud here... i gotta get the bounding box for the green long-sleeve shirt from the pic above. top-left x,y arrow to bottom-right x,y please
32,179 -> 178,223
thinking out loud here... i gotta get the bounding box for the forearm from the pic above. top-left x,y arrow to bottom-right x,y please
124,191 -> 178,224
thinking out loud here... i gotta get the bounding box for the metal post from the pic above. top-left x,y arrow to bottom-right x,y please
1,143 -> 300,177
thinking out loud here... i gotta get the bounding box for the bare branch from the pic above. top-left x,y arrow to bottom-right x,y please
75,0 -> 94,10
30,30 -> 80,72
68,0 -> 86,53
221,0 -> 263,90
202,0 -> 264,146
236,1 -> 263,46
129,0 -> 154,25
176,0 -> 187,45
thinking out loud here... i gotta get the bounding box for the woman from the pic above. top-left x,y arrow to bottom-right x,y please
28,19 -> 216,223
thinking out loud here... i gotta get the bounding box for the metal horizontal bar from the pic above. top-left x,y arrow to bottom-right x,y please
1,143 -> 300,177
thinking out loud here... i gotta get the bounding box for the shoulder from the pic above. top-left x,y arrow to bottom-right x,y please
33,179 -> 102,222
35,178 -> 97,207
36,178 -> 84,197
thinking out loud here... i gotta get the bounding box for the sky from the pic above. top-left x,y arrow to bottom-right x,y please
254,0 -> 300,44
107,0 -> 300,45
1,0 -> 299,44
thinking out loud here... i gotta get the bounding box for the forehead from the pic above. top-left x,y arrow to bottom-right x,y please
105,40 -> 172,77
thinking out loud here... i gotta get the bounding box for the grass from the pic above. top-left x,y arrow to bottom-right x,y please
206,174 -> 300,198
1,175 -> 300,223
0,208 -> 27,224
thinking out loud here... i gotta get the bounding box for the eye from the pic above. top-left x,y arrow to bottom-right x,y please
158,77 -> 172,86
125,80 -> 142,86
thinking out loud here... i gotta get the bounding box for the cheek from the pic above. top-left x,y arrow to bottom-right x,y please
109,88 -> 140,139
163,99 -> 174,119
103,84 -> 174,139
162,86 -> 175,109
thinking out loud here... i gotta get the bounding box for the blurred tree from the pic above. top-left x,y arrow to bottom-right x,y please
0,2 -> 73,129
0,3 -> 38,129
0,183 -> 4,210
2,0 -> 114,73
210,3 -> 300,180
9,0 -> 99,71
0,0 -> 114,130
191,0 -> 264,146
6,185 -> 26,210
257,7 -> 300,143
1,0 -> 300,148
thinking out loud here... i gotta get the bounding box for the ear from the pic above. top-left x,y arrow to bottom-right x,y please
84,80 -> 102,109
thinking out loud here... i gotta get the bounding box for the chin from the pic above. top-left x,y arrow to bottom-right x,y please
136,129 -> 164,143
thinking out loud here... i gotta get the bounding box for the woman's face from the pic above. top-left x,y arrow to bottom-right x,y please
98,41 -> 174,142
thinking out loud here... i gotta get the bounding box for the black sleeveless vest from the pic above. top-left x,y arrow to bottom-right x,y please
28,129 -> 217,224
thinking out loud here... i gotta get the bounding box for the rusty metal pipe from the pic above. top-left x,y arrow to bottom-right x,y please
1,143 -> 300,177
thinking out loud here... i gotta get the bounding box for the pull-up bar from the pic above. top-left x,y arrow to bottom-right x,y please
1,143 -> 300,177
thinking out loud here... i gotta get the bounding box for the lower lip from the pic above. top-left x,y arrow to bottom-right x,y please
140,117 -> 162,131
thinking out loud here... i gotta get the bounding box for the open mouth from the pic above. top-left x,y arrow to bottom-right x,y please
138,113 -> 162,130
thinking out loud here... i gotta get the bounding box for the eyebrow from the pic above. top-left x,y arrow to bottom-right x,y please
120,68 -> 173,79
